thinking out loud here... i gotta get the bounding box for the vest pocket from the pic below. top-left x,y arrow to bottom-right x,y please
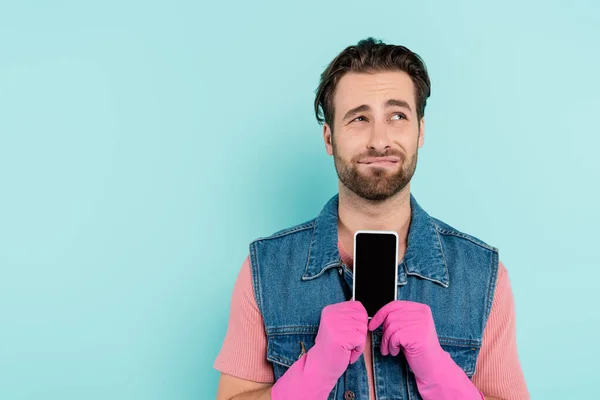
405,342 -> 479,379
439,342 -> 479,378
266,332 -> 339,400
266,332 -> 318,368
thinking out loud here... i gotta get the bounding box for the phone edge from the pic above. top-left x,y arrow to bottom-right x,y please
352,230 -> 399,319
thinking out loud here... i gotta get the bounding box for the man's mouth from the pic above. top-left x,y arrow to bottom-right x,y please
358,156 -> 401,166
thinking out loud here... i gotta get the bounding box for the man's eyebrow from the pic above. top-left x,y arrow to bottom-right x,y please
342,104 -> 371,121
385,98 -> 412,111
342,99 -> 412,122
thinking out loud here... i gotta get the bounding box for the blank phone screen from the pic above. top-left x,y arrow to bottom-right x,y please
354,232 -> 398,318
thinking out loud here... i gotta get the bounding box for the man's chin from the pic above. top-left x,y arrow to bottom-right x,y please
356,191 -> 397,202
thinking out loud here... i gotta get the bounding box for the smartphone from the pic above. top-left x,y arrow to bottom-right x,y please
352,230 -> 399,319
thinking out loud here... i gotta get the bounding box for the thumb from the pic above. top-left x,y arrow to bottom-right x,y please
349,342 -> 365,364
368,301 -> 401,331
350,335 -> 366,364
368,308 -> 388,331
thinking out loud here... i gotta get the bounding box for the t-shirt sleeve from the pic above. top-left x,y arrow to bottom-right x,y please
213,255 -> 275,383
472,260 -> 530,399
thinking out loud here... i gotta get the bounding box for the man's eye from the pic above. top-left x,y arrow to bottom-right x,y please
352,116 -> 367,122
391,113 -> 406,120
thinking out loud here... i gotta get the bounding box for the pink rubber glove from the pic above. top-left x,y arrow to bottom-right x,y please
368,300 -> 484,400
271,300 -> 368,400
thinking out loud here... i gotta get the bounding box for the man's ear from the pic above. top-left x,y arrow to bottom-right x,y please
418,118 -> 425,148
323,123 -> 334,156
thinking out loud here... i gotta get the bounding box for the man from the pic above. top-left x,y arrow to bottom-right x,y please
214,37 -> 529,400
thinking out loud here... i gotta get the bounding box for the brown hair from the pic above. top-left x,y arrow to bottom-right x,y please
314,37 -> 431,129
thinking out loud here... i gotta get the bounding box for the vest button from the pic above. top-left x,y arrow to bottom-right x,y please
344,390 -> 355,400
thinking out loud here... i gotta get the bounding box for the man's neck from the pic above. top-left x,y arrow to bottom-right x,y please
337,183 -> 412,262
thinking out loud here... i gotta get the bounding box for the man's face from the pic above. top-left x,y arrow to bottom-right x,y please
323,71 -> 425,201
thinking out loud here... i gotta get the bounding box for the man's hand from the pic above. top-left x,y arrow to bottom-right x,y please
368,300 -> 484,400
368,300 -> 440,359
271,300 -> 368,400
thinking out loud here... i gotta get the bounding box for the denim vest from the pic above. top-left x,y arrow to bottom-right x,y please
249,193 -> 499,400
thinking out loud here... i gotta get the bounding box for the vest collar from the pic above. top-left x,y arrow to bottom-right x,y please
302,193 -> 449,288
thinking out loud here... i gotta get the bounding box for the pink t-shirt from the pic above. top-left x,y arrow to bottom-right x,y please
214,241 -> 530,399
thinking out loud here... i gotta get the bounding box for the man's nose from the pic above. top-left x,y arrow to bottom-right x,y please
366,123 -> 392,152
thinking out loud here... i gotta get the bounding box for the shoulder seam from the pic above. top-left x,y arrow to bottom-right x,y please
432,222 -> 498,252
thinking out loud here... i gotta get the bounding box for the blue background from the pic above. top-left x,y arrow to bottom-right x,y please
1,1 -> 598,398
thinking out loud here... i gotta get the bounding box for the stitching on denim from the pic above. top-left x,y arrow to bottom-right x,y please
302,261 -> 340,281
267,354 -> 294,367
483,250 -> 499,329
266,326 -> 319,334
404,271 -> 449,288
435,226 -> 498,252
438,336 -> 482,347
303,223 -> 318,277
249,243 -> 266,328
439,342 -> 478,374
434,228 -> 450,283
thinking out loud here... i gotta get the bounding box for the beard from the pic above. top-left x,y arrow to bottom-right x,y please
332,141 -> 418,201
